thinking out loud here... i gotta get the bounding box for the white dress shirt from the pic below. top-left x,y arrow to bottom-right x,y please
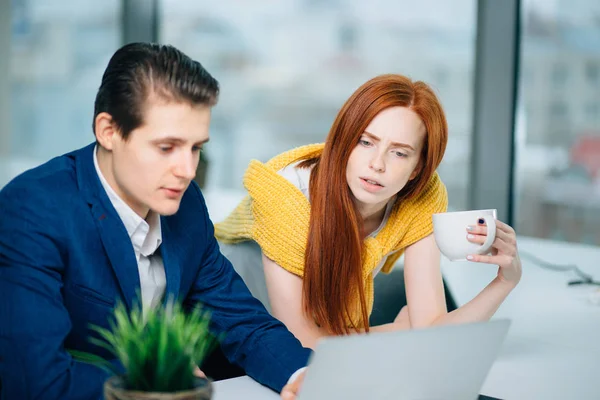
93,147 -> 166,314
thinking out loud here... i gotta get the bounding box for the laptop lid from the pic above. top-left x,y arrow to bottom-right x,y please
298,319 -> 511,400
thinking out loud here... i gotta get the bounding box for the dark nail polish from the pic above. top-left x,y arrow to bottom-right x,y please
478,218 -> 485,225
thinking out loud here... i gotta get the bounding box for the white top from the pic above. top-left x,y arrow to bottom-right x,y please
278,162 -> 395,276
93,146 -> 166,313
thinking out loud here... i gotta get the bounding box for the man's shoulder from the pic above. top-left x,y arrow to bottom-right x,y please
178,181 -> 207,212
164,181 -> 210,231
172,181 -> 207,224
0,148 -> 82,207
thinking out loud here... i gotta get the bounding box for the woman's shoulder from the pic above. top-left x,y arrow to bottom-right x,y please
388,173 -> 448,230
380,174 -> 448,252
277,161 -> 312,199
407,172 -> 448,214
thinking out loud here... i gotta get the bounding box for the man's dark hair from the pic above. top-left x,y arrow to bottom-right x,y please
93,42 -> 219,139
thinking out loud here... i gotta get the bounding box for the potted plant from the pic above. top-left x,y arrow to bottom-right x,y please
71,297 -> 219,400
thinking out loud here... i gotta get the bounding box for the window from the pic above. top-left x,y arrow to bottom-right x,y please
516,0 -> 600,246
1,0 -> 121,188
585,61 -> 599,84
161,0 -> 477,212
551,63 -> 568,87
548,101 -> 568,119
585,102 -> 599,122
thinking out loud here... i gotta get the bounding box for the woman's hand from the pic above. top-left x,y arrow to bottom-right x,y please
466,219 -> 522,287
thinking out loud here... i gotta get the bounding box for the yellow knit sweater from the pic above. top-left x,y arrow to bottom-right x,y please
215,143 -> 448,327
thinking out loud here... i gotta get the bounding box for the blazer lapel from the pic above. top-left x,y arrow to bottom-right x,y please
90,203 -> 141,311
76,143 -> 141,311
159,218 -> 182,301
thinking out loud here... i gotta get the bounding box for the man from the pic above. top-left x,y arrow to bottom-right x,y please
0,43 -> 308,399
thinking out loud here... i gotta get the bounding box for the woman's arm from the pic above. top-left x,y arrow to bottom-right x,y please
262,253 -> 329,349
404,220 -> 521,328
403,234 -> 448,328
262,253 -> 411,349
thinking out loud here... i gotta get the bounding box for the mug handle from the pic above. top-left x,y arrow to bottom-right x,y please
477,216 -> 497,254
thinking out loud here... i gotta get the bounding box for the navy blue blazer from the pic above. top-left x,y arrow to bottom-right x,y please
0,144 -> 311,399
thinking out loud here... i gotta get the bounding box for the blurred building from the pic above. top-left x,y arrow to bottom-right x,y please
2,0 -> 600,244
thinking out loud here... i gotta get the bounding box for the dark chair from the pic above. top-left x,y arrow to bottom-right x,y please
369,266 -> 458,326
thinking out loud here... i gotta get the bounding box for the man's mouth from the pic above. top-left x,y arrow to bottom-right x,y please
162,187 -> 185,197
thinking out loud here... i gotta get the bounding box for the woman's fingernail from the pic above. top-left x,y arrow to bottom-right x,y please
478,218 -> 485,225
467,234 -> 475,239
467,255 -> 474,260
467,225 -> 474,231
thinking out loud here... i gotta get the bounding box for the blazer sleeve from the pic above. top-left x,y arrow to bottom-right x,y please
0,182 -> 110,400
185,184 -> 311,393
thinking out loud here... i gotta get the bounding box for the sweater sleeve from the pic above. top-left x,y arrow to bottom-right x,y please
402,172 -> 448,248
243,160 -> 312,278
216,145 -> 325,276
380,173 -> 448,274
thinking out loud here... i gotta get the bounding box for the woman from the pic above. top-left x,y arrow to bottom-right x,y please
216,74 -> 521,349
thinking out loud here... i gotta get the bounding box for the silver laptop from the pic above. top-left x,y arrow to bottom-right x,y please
298,319 -> 510,400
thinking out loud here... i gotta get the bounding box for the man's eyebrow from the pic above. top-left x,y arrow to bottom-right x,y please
150,137 -> 210,146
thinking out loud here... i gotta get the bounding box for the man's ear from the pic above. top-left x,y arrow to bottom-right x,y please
94,112 -> 120,151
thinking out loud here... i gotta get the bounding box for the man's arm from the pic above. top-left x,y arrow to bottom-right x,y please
0,183 -> 110,400
185,186 -> 311,393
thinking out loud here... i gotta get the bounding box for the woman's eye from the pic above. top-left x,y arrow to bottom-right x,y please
159,146 -> 173,153
359,139 -> 372,147
394,151 -> 407,158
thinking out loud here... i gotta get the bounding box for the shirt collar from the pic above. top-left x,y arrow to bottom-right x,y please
93,145 -> 162,256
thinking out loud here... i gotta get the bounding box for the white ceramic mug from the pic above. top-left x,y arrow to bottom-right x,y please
432,209 -> 497,261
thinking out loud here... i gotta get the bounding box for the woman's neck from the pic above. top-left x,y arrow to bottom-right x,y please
357,201 -> 388,238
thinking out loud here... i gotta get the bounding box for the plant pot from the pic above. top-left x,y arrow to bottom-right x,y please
104,376 -> 213,400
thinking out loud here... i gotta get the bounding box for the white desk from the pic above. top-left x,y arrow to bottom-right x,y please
213,336 -> 600,400
439,236 -> 600,399
211,236 -> 600,400
441,237 -> 600,352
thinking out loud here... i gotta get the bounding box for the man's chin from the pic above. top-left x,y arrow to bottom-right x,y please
152,201 -> 181,216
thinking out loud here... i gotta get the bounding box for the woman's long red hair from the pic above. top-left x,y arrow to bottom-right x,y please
299,74 -> 448,335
